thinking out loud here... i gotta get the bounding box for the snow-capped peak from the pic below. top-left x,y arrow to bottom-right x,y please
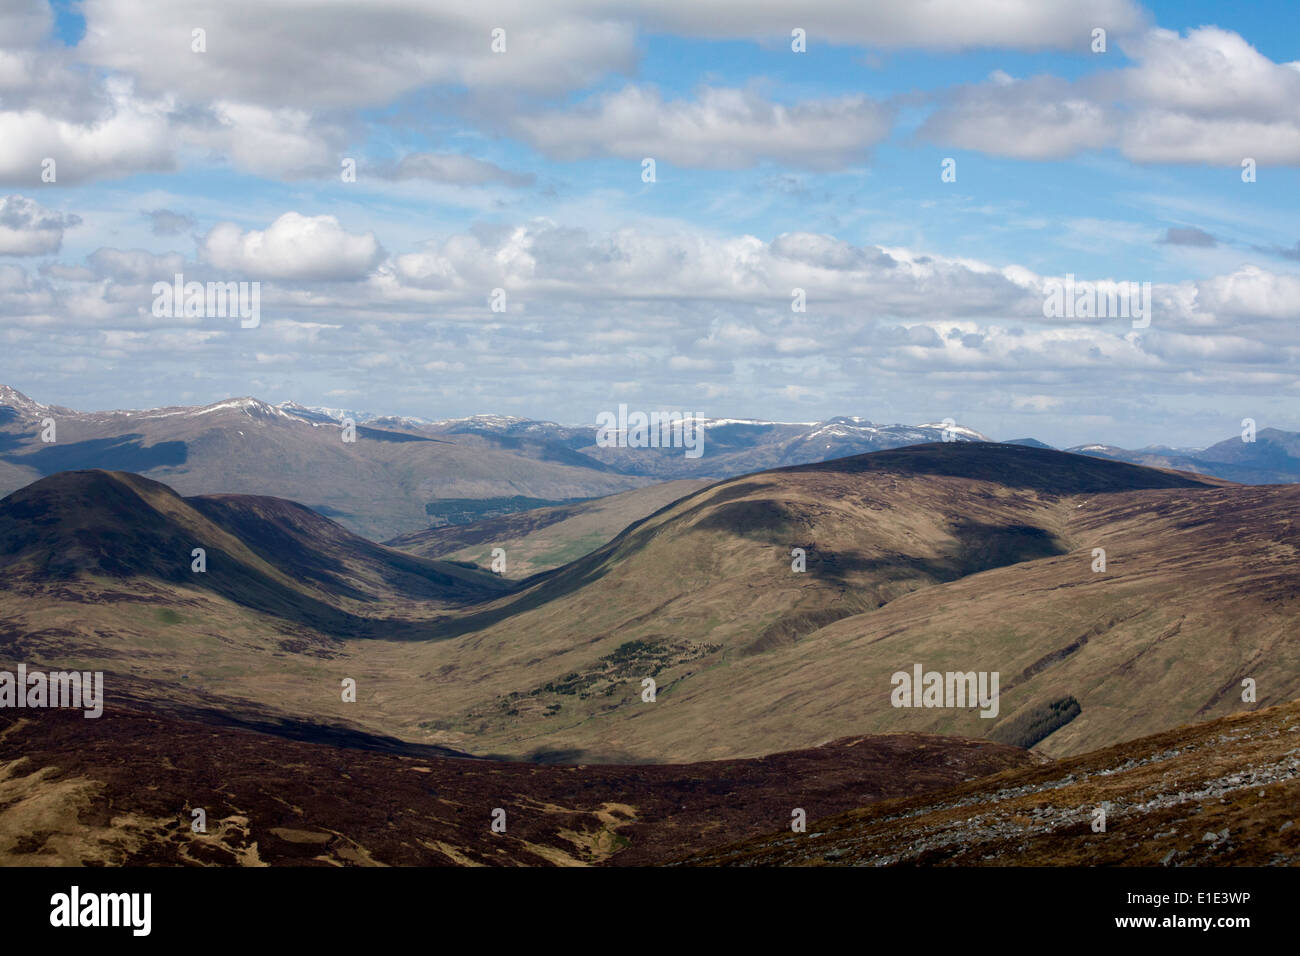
189,397 -> 290,419
0,385 -> 46,412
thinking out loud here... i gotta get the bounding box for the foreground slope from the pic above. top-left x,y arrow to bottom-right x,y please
682,699 -> 1300,866
0,705 -> 1029,867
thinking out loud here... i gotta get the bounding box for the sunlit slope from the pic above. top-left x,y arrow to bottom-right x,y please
377,443 -> 1282,761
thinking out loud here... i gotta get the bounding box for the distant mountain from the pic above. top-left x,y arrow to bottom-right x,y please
1068,427 -> 1300,483
8,384 -> 1299,544
285,404 -> 996,479
0,385 -> 992,536
0,386 -> 648,539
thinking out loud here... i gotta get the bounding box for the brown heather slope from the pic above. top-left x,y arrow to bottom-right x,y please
680,698 -> 1300,866
0,705 -> 1030,867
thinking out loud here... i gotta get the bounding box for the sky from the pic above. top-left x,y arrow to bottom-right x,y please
1,0 -> 1298,448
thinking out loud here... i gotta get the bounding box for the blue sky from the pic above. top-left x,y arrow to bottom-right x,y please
2,0 -> 1299,448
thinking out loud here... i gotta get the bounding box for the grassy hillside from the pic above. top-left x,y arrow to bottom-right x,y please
1,444 -> 1295,768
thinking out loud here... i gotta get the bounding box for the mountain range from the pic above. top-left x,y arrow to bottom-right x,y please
2,443 -> 1294,763
4,386 -> 1297,545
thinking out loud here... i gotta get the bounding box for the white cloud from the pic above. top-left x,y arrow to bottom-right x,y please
1120,111 -> 1300,165
626,0 -> 1145,51
184,102 -> 348,178
0,0 -> 1154,184
199,213 -> 386,281
922,27 -> 1300,166
1121,27 -> 1300,117
919,76 -> 1110,160
0,78 -> 176,186
72,0 -> 1144,119
1193,266 -> 1300,322
77,0 -> 638,108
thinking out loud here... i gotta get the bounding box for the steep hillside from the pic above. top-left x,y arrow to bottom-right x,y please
0,470 -> 509,640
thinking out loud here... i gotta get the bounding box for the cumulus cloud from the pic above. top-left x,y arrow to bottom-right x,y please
8,217 -> 1300,444
0,0 -> 1153,183
0,194 -> 81,255
182,101 -> 351,178
373,221 -> 1300,348
199,213 -> 386,281
0,69 -> 177,186
1120,27 -> 1300,117
1192,266 -> 1300,322
918,75 -> 1110,160
71,0 -> 1144,120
